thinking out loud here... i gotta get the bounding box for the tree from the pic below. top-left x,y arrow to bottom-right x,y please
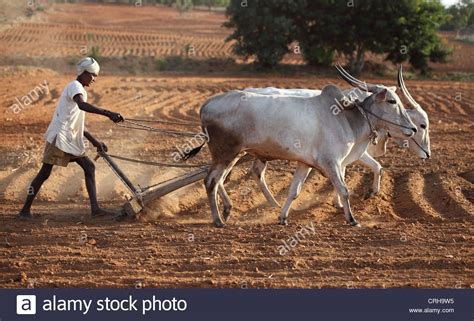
224,0 -> 298,69
224,0 -> 451,73
296,0 -> 451,74
176,0 -> 193,13
440,0 -> 474,34
292,0 -> 338,66
385,0 -> 451,74
193,0 -> 230,10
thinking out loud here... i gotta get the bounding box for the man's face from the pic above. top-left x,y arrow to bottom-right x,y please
82,71 -> 97,87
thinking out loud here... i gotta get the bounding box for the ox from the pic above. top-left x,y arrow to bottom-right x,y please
243,65 -> 431,209
185,65 -> 417,227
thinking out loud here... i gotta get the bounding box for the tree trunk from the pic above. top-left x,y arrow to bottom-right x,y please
349,46 -> 365,75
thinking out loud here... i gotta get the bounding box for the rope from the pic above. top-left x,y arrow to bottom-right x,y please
355,103 -> 378,145
125,117 -> 199,127
363,106 -> 415,130
410,137 -> 430,157
355,101 -> 415,145
117,119 -> 200,137
106,153 -> 209,168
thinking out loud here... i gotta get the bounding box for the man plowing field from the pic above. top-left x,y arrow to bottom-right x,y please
18,57 -> 124,219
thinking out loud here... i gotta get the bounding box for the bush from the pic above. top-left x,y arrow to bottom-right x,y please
155,56 -> 191,71
88,46 -> 101,61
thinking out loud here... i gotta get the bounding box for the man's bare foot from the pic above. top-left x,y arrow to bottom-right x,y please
18,210 -> 32,220
91,208 -> 116,217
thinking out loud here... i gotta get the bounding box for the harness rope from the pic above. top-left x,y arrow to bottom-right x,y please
363,107 -> 415,130
125,118 -> 199,127
117,119 -> 199,137
355,100 -> 415,145
355,104 -> 379,145
410,136 -> 430,157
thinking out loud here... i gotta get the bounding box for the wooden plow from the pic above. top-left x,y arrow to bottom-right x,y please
96,150 -> 253,219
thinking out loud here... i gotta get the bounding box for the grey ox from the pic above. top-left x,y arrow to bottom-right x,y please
243,65 -> 431,211
186,65 -> 418,227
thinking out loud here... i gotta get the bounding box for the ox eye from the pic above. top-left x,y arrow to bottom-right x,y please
420,124 -> 427,129
387,99 -> 396,104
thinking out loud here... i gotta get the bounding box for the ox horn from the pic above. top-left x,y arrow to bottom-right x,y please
335,63 -> 378,93
398,65 -> 420,109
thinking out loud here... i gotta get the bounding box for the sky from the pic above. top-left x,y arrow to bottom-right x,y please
441,0 -> 461,7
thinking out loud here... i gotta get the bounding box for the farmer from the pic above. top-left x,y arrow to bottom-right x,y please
18,57 -> 124,219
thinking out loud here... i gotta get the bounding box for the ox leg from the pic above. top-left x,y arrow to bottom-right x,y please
252,159 -> 281,208
278,163 -> 312,225
325,162 -> 360,227
359,152 -> 383,198
332,166 -> 345,209
205,163 -> 226,227
217,183 -> 232,220
218,165 -> 235,222
206,157 -> 241,227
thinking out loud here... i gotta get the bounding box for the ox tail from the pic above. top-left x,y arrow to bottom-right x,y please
181,142 -> 205,161
183,99 -> 212,161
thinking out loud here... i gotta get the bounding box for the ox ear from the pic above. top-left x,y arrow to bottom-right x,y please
388,86 -> 397,92
374,88 -> 387,103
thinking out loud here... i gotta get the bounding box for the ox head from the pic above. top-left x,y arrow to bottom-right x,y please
397,66 -> 431,159
335,64 -> 417,139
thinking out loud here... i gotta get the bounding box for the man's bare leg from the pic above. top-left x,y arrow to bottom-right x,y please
19,163 -> 54,218
74,156 -> 114,217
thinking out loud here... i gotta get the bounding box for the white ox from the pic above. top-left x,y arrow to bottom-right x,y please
243,66 -> 431,210
187,65 -> 418,227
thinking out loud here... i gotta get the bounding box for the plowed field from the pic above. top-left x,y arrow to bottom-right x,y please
0,3 -> 472,289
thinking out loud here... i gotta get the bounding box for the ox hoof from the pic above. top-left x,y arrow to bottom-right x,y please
332,202 -> 343,209
223,208 -> 232,222
213,219 -> 225,228
279,218 -> 288,226
364,190 -> 379,200
349,220 -> 361,227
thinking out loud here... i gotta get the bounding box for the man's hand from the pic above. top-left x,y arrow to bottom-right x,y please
95,141 -> 108,153
107,111 -> 124,123
73,94 -> 124,123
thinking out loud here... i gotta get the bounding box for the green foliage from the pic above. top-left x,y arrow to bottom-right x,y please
224,0 -> 451,73
150,0 -> 229,6
440,0 -> 474,32
176,0 -> 193,12
225,0 -> 299,69
383,1 -> 451,74
88,45 -> 101,61
193,0 -> 230,8
155,0 -> 175,5
155,56 -> 191,71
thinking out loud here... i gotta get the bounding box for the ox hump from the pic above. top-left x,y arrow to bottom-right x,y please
321,84 -> 345,102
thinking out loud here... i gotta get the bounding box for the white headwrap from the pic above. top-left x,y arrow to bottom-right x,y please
77,57 -> 100,76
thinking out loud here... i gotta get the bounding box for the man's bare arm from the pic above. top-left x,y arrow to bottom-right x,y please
73,94 -> 123,123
